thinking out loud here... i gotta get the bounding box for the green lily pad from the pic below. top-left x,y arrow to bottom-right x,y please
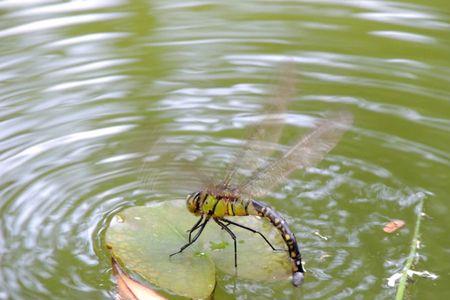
105,200 -> 292,299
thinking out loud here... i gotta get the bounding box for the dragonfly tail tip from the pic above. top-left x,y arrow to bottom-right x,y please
292,272 -> 304,287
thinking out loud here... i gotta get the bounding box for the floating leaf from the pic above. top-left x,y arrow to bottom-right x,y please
383,219 -> 405,233
105,200 -> 292,298
113,257 -> 167,300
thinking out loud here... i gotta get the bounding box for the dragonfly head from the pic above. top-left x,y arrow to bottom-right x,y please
186,191 -> 203,215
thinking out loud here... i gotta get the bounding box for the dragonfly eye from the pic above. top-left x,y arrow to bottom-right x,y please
186,192 -> 201,215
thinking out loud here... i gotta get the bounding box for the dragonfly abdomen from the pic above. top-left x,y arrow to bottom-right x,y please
199,194 -> 304,285
250,200 -> 305,286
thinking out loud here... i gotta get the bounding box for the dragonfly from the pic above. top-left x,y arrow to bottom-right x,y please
169,67 -> 353,287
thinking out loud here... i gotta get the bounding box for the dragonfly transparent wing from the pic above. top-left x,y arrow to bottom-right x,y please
238,111 -> 353,198
219,64 -> 296,189
140,136 -> 212,195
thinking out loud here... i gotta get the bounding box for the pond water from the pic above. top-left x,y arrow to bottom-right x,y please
0,0 -> 448,299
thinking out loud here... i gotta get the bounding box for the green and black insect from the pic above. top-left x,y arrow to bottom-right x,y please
170,69 -> 353,286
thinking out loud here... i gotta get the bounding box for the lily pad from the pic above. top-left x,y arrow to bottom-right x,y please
106,200 -> 292,298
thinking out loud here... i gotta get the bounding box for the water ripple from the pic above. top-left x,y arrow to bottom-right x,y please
0,13 -> 129,38
370,31 -> 436,44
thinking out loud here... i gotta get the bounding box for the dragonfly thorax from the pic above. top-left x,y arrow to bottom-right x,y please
186,188 -> 251,218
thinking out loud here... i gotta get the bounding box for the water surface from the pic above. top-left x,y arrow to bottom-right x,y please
0,0 -> 449,299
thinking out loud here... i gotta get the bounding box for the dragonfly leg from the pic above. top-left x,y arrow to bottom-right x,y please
188,215 -> 204,242
220,218 -> 285,252
170,216 -> 210,257
214,218 -> 238,268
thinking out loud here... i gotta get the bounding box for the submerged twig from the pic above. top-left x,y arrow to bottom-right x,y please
394,199 -> 424,300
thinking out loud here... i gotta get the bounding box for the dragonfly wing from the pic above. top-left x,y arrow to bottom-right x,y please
139,136 -> 213,195
221,64 -> 296,189
238,111 -> 353,198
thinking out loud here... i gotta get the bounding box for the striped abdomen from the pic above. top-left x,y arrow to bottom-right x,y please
249,200 -> 305,286
194,192 -> 305,286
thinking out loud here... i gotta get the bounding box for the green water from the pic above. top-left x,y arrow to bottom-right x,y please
0,0 -> 448,299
